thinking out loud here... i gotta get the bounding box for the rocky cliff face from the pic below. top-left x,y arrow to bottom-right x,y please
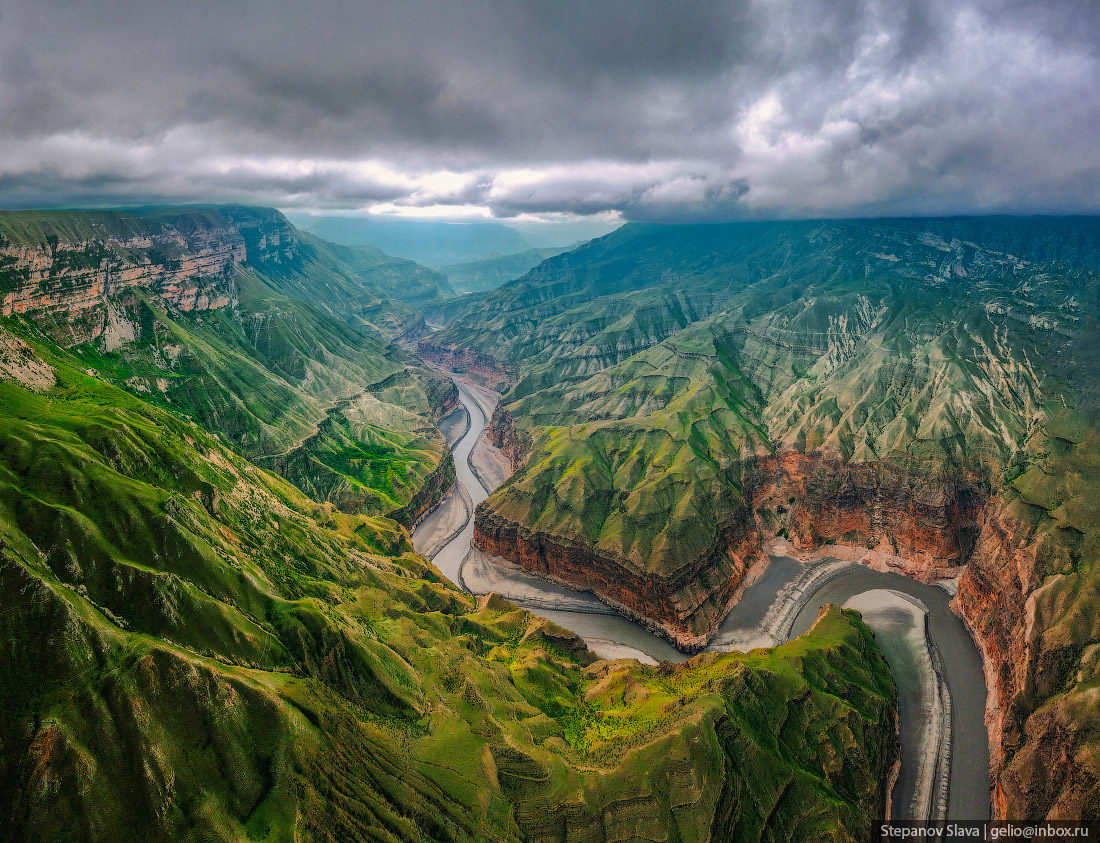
954,499 -> 1035,817
487,401 -> 530,470
0,214 -> 244,344
748,452 -> 985,577
416,339 -> 517,391
475,502 -> 760,649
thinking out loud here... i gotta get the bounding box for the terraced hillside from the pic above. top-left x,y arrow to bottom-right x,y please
0,311 -> 897,841
0,207 -> 457,524
430,217 -> 1100,819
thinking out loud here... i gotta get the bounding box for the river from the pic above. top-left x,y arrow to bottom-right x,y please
414,376 -> 991,823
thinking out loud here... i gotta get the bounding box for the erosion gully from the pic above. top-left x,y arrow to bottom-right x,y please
413,376 -> 991,823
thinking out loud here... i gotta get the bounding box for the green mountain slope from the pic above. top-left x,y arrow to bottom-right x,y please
0,206 -> 459,526
439,247 -> 569,295
0,320 -> 897,842
219,205 -> 453,336
431,216 -> 1100,819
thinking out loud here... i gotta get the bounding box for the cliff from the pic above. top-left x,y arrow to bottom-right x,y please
0,325 -> 898,841
0,207 -> 461,526
748,451 -> 985,577
417,339 -> 517,391
474,501 -> 760,649
0,209 -> 243,344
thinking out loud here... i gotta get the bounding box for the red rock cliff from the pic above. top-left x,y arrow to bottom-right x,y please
416,341 -> 517,392
748,451 -> 986,577
473,501 -> 760,651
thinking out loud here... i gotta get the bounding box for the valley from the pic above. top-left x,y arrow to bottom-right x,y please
3,0 -> 1097,838
0,208 -> 902,842
2,207 -> 1097,839
420,216 -> 1100,823
416,372 -> 989,822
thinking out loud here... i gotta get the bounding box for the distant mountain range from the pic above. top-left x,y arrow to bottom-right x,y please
438,246 -> 571,294
297,216 -> 537,268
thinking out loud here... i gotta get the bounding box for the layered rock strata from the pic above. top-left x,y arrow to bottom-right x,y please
477,407 -> 985,645
474,503 -> 761,650
417,340 -> 516,391
0,219 -> 243,343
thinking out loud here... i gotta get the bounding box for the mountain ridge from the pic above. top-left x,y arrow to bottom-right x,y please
426,214 -> 1100,820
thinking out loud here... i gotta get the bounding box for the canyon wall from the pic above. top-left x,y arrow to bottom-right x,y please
474,503 -> 760,650
747,452 -> 986,578
479,402 -> 985,643
488,401 -> 530,470
417,339 -> 517,391
0,219 -> 244,344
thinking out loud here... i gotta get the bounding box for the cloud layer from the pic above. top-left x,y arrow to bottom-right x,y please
1,0 -> 1098,220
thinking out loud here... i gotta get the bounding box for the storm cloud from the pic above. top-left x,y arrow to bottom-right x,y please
0,0 -> 1097,220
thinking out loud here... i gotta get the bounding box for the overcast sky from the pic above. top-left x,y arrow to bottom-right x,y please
1,0 -> 1097,222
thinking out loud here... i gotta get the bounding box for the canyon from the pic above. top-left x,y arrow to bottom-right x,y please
0,208 -> 902,842
432,217 -> 1100,822
2,208 -> 1097,837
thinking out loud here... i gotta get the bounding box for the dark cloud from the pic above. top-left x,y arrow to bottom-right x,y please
0,0 -> 1097,220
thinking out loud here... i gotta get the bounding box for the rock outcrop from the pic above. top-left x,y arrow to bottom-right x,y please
0,213 -> 244,344
487,401 -> 530,470
473,449 -> 983,647
474,501 -> 761,650
748,451 -> 986,577
417,339 -> 517,391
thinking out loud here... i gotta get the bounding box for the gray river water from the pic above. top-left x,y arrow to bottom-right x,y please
418,377 -> 991,822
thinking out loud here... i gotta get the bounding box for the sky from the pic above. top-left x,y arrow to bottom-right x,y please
1,0 -> 1098,224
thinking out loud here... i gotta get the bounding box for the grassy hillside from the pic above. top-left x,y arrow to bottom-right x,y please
220,205 -> 453,336
0,206 -> 459,525
0,320 -> 897,842
75,269 -> 454,523
453,219 -> 1089,586
436,216 -> 1100,818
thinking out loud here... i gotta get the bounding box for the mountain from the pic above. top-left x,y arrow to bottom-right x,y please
0,206 -> 458,526
439,246 -> 572,295
301,216 -> 536,267
216,206 -> 455,333
0,211 -> 898,841
425,216 -> 1100,819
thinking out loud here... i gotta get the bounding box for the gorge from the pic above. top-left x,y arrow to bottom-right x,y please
426,216 -> 1100,823
416,368 -> 989,822
1,207 -> 1097,841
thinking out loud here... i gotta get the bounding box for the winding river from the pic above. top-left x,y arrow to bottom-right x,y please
415,376 -> 991,823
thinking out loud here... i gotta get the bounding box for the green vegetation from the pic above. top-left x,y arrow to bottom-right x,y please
0,205 -> 459,524
436,216 -> 1100,820
0,321 -> 897,841
442,217 -> 1096,585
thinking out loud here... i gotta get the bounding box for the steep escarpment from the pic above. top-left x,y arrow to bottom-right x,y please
475,499 -> 760,649
747,451 -> 985,576
0,324 -> 898,842
417,339 -> 517,391
954,411 -> 1100,819
0,207 -> 459,524
487,400 -> 530,469
442,217 -> 1100,821
0,209 -> 243,344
